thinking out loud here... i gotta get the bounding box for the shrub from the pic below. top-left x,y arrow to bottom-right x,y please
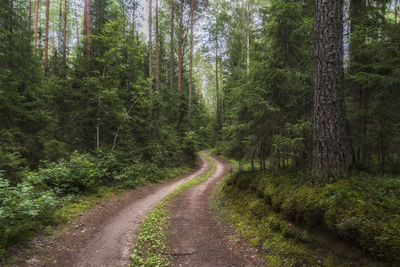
0,176 -> 58,248
37,152 -> 99,194
115,161 -> 162,188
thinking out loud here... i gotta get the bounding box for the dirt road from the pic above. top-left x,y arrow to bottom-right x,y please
168,155 -> 260,267
16,154 -> 259,267
19,156 -> 211,267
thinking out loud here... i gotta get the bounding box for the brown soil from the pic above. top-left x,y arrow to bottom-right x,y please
9,157 -> 210,267
167,155 -> 262,267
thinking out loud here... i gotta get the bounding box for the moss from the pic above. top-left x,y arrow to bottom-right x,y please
216,170 -> 394,265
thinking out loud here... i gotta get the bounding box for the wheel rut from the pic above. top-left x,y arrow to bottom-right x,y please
18,157 -> 210,267
167,154 -> 261,267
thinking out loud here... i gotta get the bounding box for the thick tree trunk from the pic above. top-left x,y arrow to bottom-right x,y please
155,0 -> 160,91
169,0 -> 175,91
83,0 -> 91,55
43,0 -> 50,75
177,0 -> 184,96
313,0 -> 345,178
33,0 -> 40,54
188,0 -> 194,119
148,0 -> 153,93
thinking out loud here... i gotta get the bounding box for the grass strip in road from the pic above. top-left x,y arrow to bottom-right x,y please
130,153 -> 216,267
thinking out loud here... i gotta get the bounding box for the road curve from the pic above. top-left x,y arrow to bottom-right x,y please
71,156 -> 211,267
168,154 -> 261,266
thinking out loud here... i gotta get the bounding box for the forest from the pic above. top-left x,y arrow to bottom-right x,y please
0,0 -> 399,265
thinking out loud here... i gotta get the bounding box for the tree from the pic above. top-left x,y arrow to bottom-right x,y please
155,0 -> 160,91
313,0 -> 345,178
33,0 -> 40,53
188,0 -> 194,119
177,0 -> 184,96
83,0 -> 91,54
169,0 -> 175,91
43,0 -> 50,75
148,0 -> 153,93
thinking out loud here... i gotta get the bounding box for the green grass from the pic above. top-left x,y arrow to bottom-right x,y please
130,153 -> 217,267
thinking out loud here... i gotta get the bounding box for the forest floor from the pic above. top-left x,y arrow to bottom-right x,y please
8,154 -> 260,267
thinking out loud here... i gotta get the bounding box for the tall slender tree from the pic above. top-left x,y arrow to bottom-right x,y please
177,0 -> 184,96
155,0 -> 160,91
33,0 -> 40,53
43,0 -> 50,75
63,0 -> 68,69
313,0 -> 345,178
188,0 -> 194,118
83,0 -> 91,54
215,31 -> 219,127
169,0 -> 175,91
148,0 -> 153,93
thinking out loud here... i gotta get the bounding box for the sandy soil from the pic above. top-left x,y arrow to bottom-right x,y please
11,156 -> 210,267
167,154 -> 261,267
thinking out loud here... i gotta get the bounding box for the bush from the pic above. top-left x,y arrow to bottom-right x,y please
0,175 -> 58,248
37,152 -> 100,194
115,162 -> 163,188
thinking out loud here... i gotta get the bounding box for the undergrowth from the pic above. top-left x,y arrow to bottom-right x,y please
0,164 -> 190,263
130,153 -> 217,267
211,170 -> 397,266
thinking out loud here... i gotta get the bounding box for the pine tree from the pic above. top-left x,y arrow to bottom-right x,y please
313,0 -> 345,178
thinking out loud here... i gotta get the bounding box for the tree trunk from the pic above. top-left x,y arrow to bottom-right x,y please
155,0 -> 160,91
188,0 -> 194,119
63,0 -> 68,72
313,0 -> 345,179
177,0 -> 184,96
169,0 -> 175,91
148,0 -> 153,93
58,0 -> 62,69
215,32 -> 219,128
28,0 -> 32,30
43,0 -> 50,75
33,0 -> 40,54
396,0 -> 399,24
83,0 -> 91,55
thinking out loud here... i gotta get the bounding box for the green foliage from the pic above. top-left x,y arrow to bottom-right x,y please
224,171 -> 400,263
116,162 -> 162,188
0,175 -> 58,248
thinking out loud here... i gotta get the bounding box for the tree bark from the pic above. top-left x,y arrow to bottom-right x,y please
63,0 -> 68,70
170,0 -> 175,91
148,0 -> 153,93
177,0 -> 184,96
215,32 -> 219,127
155,0 -> 160,91
33,0 -> 40,54
43,0 -> 50,75
188,0 -> 194,119
83,0 -> 91,55
313,0 -> 346,179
